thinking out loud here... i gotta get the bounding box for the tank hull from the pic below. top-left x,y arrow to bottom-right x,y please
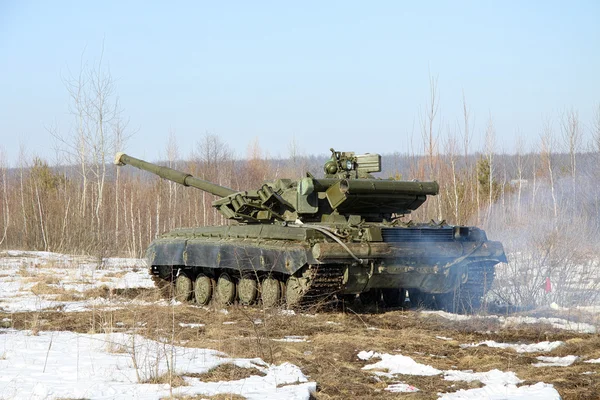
147,224 -> 506,311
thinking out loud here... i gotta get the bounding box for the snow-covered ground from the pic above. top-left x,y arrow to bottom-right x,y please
0,251 -> 316,399
0,250 -> 598,399
0,250 -> 155,313
0,329 -> 315,400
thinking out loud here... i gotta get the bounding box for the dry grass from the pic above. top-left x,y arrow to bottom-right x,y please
26,275 -> 62,285
81,286 -> 161,301
161,394 -> 246,400
30,282 -> 71,296
1,303 -> 598,399
100,271 -> 128,279
192,363 -> 266,382
142,373 -> 187,387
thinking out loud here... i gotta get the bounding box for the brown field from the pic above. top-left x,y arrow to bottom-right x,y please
2,291 -> 599,400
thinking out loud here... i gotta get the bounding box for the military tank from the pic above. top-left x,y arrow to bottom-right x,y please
115,149 -> 506,313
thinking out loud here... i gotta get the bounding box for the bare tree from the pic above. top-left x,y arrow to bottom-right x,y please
195,133 -> 234,226
287,136 -> 306,178
0,148 -> 9,247
18,146 -> 29,242
49,46 -> 130,255
420,73 -> 441,220
113,118 -> 130,248
85,48 -> 126,248
514,135 -> 525,221
444,130 -> 460,223
57,53 -> 90,218
561,108 -> 581,200
246,137 -> 270,188
484,115 -> 496,222
541,120 -> 558,223
460,92 -> 477,223
165,130 -> 180,232
461,91 -> 472,170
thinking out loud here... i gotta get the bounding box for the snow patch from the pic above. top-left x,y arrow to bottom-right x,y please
533,355 -> 578,367
444,369 -> 522,385
385,382 -> 419,393
0,329 -> 315,400
460,340 -> 564,353
423,310 -> 597,333
0,251 -> 154,313
273,336 -> 309,343
359,350 -> 562,400
361,352 -> 442,377
179,323 -> 205,329
438,382 -> 561,400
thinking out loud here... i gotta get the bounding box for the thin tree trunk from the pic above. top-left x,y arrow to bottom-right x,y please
35,184 -> 48,251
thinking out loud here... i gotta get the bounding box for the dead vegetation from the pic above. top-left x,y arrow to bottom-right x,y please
142,373 -> 187,387
193,363 -> 266,382
161,395 -> 246,400
0,299 -> 598,399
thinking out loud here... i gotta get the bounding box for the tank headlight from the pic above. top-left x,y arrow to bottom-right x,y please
346,160 -> 353,170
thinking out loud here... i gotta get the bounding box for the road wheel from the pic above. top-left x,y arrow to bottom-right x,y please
174,273 -> 193,303
238,276 -> 258,305
215,273 -> 236,306
261,277 -> 282,308
285,276 -> 305,306
194,274 -> 214,305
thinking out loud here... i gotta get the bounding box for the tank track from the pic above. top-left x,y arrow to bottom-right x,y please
408,262 -> 496,314
461,261 -> 496,302
149,264 -> 345,308
295,264 -> 345,307
436,261 -> 496,313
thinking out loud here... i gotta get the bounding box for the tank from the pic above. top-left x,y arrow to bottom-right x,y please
115,149 -> 506,313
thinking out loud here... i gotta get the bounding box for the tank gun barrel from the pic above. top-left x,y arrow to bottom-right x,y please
114,152 -> 236,198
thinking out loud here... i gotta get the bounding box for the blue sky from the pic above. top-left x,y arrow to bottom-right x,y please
0,1 -> 598,164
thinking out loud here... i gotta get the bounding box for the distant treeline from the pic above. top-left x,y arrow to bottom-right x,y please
1,133 -> 600,260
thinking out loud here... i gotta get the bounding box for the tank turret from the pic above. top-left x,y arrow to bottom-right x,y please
115,149 -> 439,224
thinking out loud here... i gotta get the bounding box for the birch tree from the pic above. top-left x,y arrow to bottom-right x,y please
541,120 -> 558,223
561,108 -> 581,204
52,47 -> 129,254
444,131 -> 460,224
514,135 -> 525,221
420,74 -> 441,220
484,115 -> 496,222
165,130 -> 180,232
0,148 -> 9,247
